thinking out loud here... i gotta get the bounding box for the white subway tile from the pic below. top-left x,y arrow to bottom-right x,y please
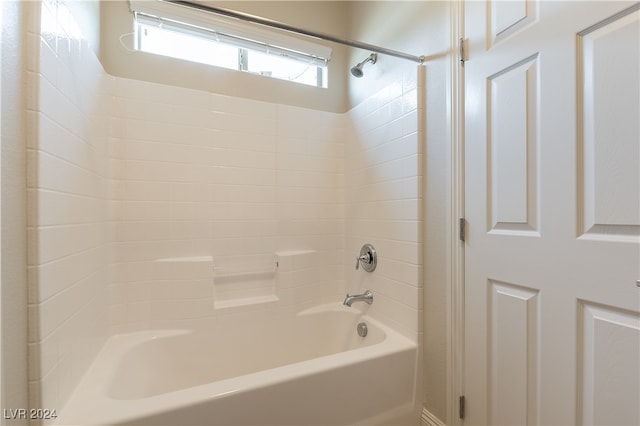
37,366 -> 60,416
210,93 -> 276,119
28,335 -> 57,382
215,170 -> 276,189
210,110 -> 276,135
36,223 -> 101,265
110,180 -> 174,202
111,201 -> 174,222
152,257 -> 213,280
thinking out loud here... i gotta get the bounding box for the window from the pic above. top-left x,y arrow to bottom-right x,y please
129,1 -> 331,88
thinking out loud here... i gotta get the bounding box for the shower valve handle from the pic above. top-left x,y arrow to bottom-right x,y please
355,244 -> 377,272
355,253 -> 370,270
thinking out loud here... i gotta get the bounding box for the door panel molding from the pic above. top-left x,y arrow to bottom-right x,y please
576,3 -> 640,242
489,0 -> 539,47
488,279 -> 540,426
577,301 -> 640,425
487,54 -> 540,236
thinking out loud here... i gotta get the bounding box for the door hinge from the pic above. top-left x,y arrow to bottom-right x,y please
459,395 -> 466,419
459,218 -> 466,242
459,38 -> 468,64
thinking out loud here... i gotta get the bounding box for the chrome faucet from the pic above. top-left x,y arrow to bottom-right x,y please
343,290 -> 373,307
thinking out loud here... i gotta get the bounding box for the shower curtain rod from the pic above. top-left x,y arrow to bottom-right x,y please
169,0 -> 426,64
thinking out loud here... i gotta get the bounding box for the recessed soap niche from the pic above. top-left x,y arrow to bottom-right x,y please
152,250 -> 320,310
213,250 -> 317,309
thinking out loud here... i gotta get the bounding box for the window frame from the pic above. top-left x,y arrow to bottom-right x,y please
129,0 -> 331,88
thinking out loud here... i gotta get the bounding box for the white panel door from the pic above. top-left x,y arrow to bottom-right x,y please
464,1 -> 640,425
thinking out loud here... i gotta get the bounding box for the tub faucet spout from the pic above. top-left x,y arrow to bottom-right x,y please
343,290 -> 373,307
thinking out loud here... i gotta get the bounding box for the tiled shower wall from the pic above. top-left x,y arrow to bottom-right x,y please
345,69 -> 424,339
108,79 -> 346,332
107,73 -> 423,338
27,0 -> 110,413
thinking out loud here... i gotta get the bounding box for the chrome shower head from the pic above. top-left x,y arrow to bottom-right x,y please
350,53 -> 377,78
350,63 -> 365,78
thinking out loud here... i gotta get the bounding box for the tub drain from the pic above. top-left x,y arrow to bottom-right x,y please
357,322 -> 368,337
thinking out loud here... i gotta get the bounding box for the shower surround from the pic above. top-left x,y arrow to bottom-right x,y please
26,0 -> 423,421
108,78 -> 346,332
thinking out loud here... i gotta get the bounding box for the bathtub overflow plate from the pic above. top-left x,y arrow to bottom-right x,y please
357,322 -> 368,338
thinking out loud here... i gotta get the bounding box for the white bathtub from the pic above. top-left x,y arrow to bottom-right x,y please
57,304 -> 418,425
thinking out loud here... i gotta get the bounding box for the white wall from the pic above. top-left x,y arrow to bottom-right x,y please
108,78 -> 346,332
421,4 -> 454,421
348,1 -> 453,422
1,1 -> 30,422
26,0 -> 110,417
343,58 -> 425,426
107,68 -> 428,343
1,2 -> 3,413
345,67 -> 424,340
107,66 -> 427,334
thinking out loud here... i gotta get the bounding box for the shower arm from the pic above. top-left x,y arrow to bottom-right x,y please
168,0 -> 426,64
